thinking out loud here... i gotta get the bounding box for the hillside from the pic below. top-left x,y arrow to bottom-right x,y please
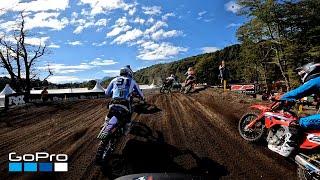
134,44 -> 241,85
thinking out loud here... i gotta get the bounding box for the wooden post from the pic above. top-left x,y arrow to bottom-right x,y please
223,80 -> 227,92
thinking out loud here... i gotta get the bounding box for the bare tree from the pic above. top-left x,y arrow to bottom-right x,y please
0,12 -> 47,101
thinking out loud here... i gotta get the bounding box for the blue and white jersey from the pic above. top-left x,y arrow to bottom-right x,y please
281,76 -> 320,129
105,76 -> 144,100
281,76 -> 320,101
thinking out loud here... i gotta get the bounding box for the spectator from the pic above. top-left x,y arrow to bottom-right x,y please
41,87 -> 49,103
219,60 -> 228,85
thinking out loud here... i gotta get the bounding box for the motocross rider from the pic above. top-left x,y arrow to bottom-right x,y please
104,66 -> 144,132
165,74 -> 176,86
269,62 -> 320,157
184,67 -> 196,86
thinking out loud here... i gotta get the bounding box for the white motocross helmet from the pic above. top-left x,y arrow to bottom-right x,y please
297,62 -> 320,83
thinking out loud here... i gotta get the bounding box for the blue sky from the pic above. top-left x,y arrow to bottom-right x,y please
0,0 -> 245,83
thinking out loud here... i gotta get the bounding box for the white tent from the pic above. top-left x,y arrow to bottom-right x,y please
149,79 -> 158,88
0,84 -> 16,96
91,81 -> 105,92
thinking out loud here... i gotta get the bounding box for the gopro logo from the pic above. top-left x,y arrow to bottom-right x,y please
8,152 -> 68,172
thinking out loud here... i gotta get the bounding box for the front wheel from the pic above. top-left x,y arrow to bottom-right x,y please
160,86 -> 165,93
95,139 -> 114,165
160,86 -> 170,93
238,111 -> 266,142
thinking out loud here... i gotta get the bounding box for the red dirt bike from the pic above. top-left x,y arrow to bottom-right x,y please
238,100 -> 320,180
181,77 -> 196,94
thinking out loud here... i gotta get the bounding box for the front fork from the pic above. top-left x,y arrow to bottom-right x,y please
244,113 -> 265,130
97,116 -> 118,140
295,153 -> 320,176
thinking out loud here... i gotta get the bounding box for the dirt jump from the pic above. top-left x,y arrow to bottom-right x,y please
0,88 -> 296,179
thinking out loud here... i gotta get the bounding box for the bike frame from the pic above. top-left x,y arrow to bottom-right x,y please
245,102 -> 320,150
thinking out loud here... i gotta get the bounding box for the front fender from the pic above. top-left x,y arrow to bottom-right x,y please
249,104 -> 270,112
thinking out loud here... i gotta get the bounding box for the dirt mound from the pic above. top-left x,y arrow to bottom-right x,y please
0,89 -> 296,179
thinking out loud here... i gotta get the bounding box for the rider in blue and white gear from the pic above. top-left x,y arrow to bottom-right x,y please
268,62 -> 320,157
105,67 -> 144,104
96,66 -> 144,164
104,66 -> 144,133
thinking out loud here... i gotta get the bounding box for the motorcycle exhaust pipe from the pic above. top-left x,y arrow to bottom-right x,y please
295,155 -> 320,174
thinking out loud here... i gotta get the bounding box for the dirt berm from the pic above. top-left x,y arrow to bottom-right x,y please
0,88 -> 296,179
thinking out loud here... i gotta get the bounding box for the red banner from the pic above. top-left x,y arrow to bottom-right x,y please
231,84 -> 255,91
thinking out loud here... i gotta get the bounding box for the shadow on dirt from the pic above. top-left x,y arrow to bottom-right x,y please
192,86 -> 208,94
132,102 -> 162,115
101,122 -> 229,179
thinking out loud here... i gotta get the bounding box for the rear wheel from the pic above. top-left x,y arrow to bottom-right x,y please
184,84 -> 193,94
238,111 -> 266,142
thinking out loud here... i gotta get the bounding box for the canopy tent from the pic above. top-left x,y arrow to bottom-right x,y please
90,81 -> 105,92
149,79 -> 158,88
0,84 -> 16,96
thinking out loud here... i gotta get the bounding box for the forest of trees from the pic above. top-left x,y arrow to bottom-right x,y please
0,0 -> 319,92
135,0 -> 320,90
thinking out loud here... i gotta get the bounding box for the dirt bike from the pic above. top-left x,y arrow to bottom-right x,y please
238,99 -> 320,180
160,80 -> 173,94
95,97 -> 145,166
181,79 -> 196,94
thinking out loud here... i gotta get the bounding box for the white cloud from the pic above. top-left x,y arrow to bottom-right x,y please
68,41 -> 83,46
201,47 -> 220,53
71,12 -> 78,18
133,17 -> 145,25
162,13 -> 175,20
79,0 -> 133,15
73,26 -> 85,34
225,1 -> 241,14
48,43 -> 60,48
198,11 -> 207,16
0,0 -> 69,13
40,58 -> 117,75
89,58 -> 117,66
112,28 -> 143,44
71,15 -> 108,34
0,21 -> 19,32
25,12 -> 69,31
47,76 -> 80,84
102,70 -> 119,77
92,41 -> 107,46
114,16 -> 128,27
145,21 -> 167,34
95,18 -> 108,26
40,63 -> 92,74
142,6 -> 162,15
25,37 -> 50,46
107,25 -> 131,37
227,23 -> 242,28
151,29 -> 183,40
138,42 -> 188,61
146,18 -> 155,25
128,6 -> 136,16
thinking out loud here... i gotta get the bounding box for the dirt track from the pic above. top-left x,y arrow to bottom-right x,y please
0,88 -> 296,179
